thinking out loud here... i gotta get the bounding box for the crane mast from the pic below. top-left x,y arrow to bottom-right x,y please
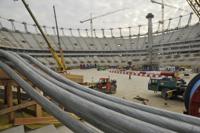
53,5 -> 66,70
161,0 -> 164,36
151,0 -> 189,35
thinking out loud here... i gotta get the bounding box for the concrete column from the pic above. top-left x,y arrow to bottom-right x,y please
128,27 -> 131,38
110,28 -> 114,38
60,27 -> 65,36
177,15 -> 183,28
22,22 -> 28,33
93,29 -> 97,38
85,29 -> 89,37
42,25 -> 47,34
8,19 -> 16,31
187,12 -> 193,26
52,26 -> 56,35
101,29 -> 105,38
146,13 -> 154,69
77,28 -> 81,36
69,28 -> 73,36
167,18 -> 172,31
119,27 -> 123,38
138,25 -> 142,35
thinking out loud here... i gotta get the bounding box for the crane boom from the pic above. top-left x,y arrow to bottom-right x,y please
151,0 -> 189,12
80,7 -> 131,37
20,0 -> 65,71
80,7 -> 131,23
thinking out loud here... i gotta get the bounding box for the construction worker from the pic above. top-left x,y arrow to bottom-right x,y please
129,73 -> 131,79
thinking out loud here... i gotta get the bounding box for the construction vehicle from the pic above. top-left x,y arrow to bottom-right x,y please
20,0 -> 83,83
97,66 -> 107,71
184,73 -> 200,117
148,76 -> 187,99
89,78 -> 117,94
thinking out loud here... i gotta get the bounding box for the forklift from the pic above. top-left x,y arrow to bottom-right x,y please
89,78 -> 117,94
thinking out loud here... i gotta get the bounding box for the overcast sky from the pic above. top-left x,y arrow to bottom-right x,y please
0,0 -> 198,36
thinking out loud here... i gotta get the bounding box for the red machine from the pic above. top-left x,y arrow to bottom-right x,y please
160,71 -> 176,77
91,78 -> 117,94
184,73 -> 200,117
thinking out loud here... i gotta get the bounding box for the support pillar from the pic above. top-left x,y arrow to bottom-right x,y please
119,27 -> 123,38
167,18 -> 172,31
35,88 -> 43,117
128,27 -> 131,38
6,83 -> 14,122
17,86 -> 21,104
110,28 -> 114,38
60,27 -> 65,36
4,83 -> 7,104
187,12 -> 193,27
85,29 -> 89,37
146,13 -> 154,70
101,29 -> 105,38
22,22 -> 28,33
8,19 -> 16,31
93,29 -> 97,38
77,28 -> 81,36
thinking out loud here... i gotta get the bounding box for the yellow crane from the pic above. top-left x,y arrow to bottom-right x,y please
15,0 -> 83,83
19,0 -> 66,72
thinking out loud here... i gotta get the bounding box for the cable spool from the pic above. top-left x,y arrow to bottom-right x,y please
184,73 -> 200,117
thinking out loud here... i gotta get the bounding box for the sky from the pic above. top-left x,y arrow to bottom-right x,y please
0,0 -> 198,36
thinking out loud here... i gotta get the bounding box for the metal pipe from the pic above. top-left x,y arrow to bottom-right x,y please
0,61 -> 96,133
22,56 -> 200,133
19,53 -> 200,133
0,51 -> 174,133
21,54 -> 200,127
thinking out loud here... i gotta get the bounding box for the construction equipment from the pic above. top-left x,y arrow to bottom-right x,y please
89,78 -> 117,94
151,0 -> 189,35
53,5 -> 66,71
148,77 -> 187,99
184,73 -> 200,117
97,66 -> 107,71
80,7 -> 131,37
18,0 -> 83,83
19,0 -> 66,72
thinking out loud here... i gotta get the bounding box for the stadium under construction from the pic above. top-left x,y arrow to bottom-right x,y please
0,0 -> 200,133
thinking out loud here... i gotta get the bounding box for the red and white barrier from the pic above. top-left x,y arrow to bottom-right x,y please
109,69 -> 174,78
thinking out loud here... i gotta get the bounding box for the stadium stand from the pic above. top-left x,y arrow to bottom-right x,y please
0,15 -> 199,69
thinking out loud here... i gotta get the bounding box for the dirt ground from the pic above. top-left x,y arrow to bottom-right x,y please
68,68 -> 196,113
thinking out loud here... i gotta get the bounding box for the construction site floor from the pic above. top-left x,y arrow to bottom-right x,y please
69,68 -> 197,113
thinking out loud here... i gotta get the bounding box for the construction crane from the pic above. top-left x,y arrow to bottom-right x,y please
151,0 -> 189,35
17,0 -> 66,71
186,0 -> 200,20
53,5 -> 66,70
80,7 -> 131,37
